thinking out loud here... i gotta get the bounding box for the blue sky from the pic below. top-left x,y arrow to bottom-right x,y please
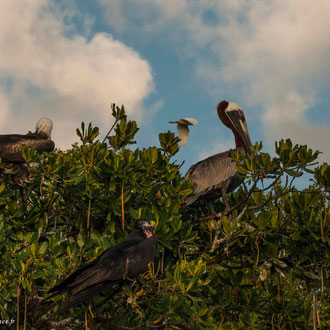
1,0 -> 329,176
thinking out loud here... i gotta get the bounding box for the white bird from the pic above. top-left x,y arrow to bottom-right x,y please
169,118 -> 199,146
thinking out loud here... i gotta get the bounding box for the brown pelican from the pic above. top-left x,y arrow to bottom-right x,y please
48,219 -> 157,314
184,100 -> 252,210
0,118 -> 54,183
169,118 -> 199,146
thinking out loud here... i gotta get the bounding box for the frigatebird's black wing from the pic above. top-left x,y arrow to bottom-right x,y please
48,231 -> 157,313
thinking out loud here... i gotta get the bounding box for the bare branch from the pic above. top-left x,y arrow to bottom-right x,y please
194,180 -> 258,223
102,119 -> 119,144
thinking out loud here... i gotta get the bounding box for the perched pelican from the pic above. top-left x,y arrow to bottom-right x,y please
0,118 -> 55,183
184,101 -> 252,210
0,118 -> 54,162
48,219 -> 157,314
169,118 -> 198,146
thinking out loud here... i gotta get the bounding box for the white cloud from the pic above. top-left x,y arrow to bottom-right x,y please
0,91 -> 10,130
210,0 -> 330,159
99,0 -> 330,161
0,0 -> 154,149
198,140 -> 234,161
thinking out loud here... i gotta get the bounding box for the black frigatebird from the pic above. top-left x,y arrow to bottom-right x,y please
48,219 -> 157,314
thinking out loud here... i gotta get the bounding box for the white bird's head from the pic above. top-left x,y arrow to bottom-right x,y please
35,118 -> 53,139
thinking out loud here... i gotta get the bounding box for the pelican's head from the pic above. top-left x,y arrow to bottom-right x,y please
35,118 -> 53,139
217,100 -> 252,154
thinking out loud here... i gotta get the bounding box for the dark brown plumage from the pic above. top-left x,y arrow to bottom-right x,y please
0,134 -> 54,162
0,118 -> 54,163
48,219 -> 157,314
185,101 -> 252,209
0,118 -> 54,184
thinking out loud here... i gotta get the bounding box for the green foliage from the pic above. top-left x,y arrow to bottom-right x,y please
0,105 -> 329,329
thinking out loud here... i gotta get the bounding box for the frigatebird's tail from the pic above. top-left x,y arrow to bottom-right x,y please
52,281 -> 117,315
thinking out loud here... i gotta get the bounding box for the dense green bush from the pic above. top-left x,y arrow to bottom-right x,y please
0,105 -> 329,329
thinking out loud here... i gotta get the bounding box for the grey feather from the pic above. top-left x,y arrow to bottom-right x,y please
185,148 -> 244,205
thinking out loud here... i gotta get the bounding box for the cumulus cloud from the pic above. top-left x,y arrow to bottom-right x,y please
99,0 -> 330,161
0,91 -> 10,130
207,0 -> 330,159
0,0 -> 154,149
198,140 -> 234,161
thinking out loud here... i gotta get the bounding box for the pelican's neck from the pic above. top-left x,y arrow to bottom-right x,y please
233,132 -> 247,150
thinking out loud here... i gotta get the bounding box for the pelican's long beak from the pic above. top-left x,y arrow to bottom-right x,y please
226,110 -> 252,154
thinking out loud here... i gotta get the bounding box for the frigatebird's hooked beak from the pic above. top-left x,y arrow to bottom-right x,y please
136,219 -> 155,239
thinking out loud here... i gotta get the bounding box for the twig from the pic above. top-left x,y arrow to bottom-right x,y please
154,260 -> 161,278
247,187 -> 293,212
178,160 -> 185,170
24,292 -> 27,330
17,286 -> 20,330
50,317 -> 75,328
102,118 -> 119,144
288,174 -> 296,189
280,217 -> 294,230
234,205 -> 248,221
195,180 -> 258,223
259,175 -> 282,192
313,289 -> 317,330
210,233 -> 227,253
247,192 -> 273,211
92,319 -> 194,330
213,262 -> 254,269
161,247 -> 164,275
121,182 -> 125,231
87,199 -> 91,237
85,307 -> 88,330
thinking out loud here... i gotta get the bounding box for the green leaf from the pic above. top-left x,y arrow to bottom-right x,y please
286,170 -> 303,177
151,147 -> 158,164
186,276 -> 199,292
236,165 -> 249,174
0,182 -> 5,194
77,231 -> 85,249
39,242 -> 48,256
